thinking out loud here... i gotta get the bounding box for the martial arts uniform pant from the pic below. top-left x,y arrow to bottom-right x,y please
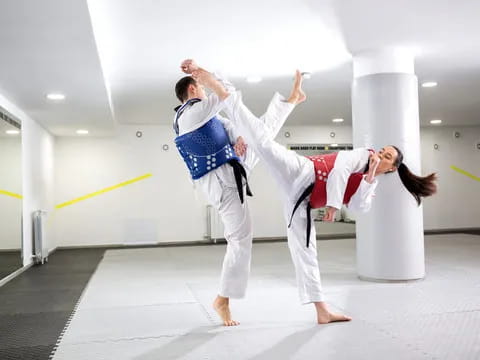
213,183 -> 253,298
204,93 -> 295,299
224,92 -> 324,304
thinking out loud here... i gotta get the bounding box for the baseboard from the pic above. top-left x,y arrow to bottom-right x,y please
54,227 -> 480,251
424,227 -> 480,235
57,240 -> 217,250
0,263 -> 33,288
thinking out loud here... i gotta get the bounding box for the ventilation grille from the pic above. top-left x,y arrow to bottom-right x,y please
289,144 -> 353,151
0,108 -> 21,129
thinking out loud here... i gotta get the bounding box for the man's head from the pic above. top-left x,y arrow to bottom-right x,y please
175,76 -> 207,103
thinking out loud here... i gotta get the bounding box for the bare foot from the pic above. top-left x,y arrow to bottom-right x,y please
296,87 -> 306,104
213,295 -> 240,326
287,70 -> 307,105
180,59 -> 199,74
314,302 -> 352,324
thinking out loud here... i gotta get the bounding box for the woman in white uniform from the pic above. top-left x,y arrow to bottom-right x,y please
182,59 -> 437,324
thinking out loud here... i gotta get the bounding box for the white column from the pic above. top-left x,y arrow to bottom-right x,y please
352,48 -> 425,281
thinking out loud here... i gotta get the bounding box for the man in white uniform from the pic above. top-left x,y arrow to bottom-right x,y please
174,62 -> 306,326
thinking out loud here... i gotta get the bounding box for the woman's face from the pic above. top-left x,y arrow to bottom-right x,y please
375,146 -> 399,174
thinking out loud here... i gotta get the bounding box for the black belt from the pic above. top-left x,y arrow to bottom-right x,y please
228,160 -> 253,204
288,183 -> 315,247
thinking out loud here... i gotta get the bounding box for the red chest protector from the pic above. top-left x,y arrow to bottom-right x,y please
306,153 -> 364,209
289,149 -> 374,248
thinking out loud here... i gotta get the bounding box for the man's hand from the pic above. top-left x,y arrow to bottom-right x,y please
322,206 -> 337,222
234,136 -> 247,157
180,59 -> 230,100
180,59 -> 215,86
180,59 -> 199,74
191,68 -> 216,87
191,68 -> 230,101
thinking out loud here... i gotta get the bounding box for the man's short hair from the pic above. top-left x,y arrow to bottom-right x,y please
175,76 -> 197,103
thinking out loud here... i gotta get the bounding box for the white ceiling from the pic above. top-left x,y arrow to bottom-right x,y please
0,0 -> 113,136
0,0 -> 479,137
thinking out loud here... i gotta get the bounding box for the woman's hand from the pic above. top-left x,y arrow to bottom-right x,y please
366,154 -> 381,183
322,206 -> 337,222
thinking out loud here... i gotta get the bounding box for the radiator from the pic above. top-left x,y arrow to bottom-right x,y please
205,205 -> 213,242
32,210 -> 49,265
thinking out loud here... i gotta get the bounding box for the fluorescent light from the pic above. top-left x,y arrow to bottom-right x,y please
422,82 -> 437,88
47,93 -> 66,101
76,129 -> 89,135
430,119 -> 442,125
332,118 -> 344,123
246,76 -> 262,83
6,130 -> 20,135
330,143 -> 338,147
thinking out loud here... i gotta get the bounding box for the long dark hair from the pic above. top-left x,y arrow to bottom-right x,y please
391,146 -> 437,205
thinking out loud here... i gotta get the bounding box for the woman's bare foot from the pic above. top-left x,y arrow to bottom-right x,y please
296,87 -> 307,104
314,302 -> 352,324
213,295 -> 240,326
287,70 -> 307,105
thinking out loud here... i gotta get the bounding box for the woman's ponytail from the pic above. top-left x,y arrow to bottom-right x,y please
397,162 -> 437,205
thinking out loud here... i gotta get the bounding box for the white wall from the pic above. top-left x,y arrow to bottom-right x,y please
0,94 -> 55,265
421,126 -> 480,229
54,125 -> 208,247
0,137 -> 22,250
53,124 -> 355,246
53,123 -> 480,247
1,93 -> 474,255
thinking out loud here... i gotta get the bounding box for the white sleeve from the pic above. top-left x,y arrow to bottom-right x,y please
213,72 -> 236,93
203,72 -> 236,109
186,72 -> 236,130
347,176 -> 378,213
216,114 -> 239,143
326,148 -> 370,210
201,93 -> 227,121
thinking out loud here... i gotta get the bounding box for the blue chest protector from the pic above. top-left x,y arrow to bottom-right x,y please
174,100 -> 240,180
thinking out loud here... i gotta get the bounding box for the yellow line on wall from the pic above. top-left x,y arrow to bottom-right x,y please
451,165 -> 480,182
0,189 -> 23,199
55,173 -> 152,209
